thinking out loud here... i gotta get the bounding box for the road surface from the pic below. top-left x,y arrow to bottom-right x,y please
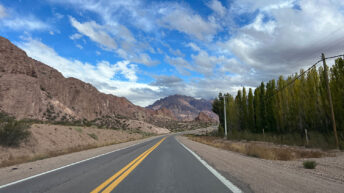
0,135 -> 240,193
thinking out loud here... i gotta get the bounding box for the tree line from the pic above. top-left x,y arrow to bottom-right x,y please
212,57 -> 344,142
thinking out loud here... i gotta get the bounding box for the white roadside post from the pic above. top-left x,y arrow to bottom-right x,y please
223,96 -> 227,138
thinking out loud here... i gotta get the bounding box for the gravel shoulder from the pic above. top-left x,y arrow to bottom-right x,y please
178,136 -> 344,193
0,135 -> 163,186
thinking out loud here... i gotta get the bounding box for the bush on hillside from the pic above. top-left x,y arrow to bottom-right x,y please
0,113 -> 31,147
303,160 -> 317,169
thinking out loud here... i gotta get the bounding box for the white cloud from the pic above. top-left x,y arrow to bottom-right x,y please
0,4 -> 6,18
50,0 -> 155,32
187,42 -> 201,52
18,38 -> 155,106
165,56 -> 192,75
191,50 -> 218,76
168,48 -> 184,57
1,16 -> 49,31
229,0 -> 294,14
0,4 -> 49,31
159,5 -> 220,41
244,13 -> 276,34
53,12 -> 64,20
223,0 -> 344,81
131,53 -> 159,66
114,60 -> 138,82
76,44 -> 83,49
151,75 -> 183,87
70,17 -> 117,51
69,17 -> 159,66
69,33 -> 83,40
207,0 -> 226,17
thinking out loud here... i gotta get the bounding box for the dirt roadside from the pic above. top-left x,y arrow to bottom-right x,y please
0,134 -> 164,186
0,123 -> 165,167
178,136 -> 344,193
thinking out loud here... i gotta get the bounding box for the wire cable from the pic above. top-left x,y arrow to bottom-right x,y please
264,54 -> 344,101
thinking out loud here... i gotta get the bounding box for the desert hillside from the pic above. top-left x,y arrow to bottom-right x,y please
0,123 -> 154,167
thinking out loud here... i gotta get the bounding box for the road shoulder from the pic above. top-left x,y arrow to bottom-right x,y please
177,135 -> 344,193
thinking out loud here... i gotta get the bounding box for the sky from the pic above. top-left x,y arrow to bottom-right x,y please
0,0 -> 344,107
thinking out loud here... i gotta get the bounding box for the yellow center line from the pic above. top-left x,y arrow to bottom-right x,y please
90,137 -> 166,193
101,138 -> 165,193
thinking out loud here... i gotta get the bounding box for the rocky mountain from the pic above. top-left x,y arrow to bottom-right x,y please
147,94 -> 218,122
195,111 -> 214,122
0,36 -> 215,132
0,36 -> 174,124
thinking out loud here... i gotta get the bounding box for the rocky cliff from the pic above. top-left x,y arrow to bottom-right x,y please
0,36 -> 173,124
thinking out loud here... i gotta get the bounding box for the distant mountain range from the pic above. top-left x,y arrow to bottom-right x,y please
147,94 -> 218,122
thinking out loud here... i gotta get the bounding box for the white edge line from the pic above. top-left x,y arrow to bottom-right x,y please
176,138 -> 242,193
0,137 -> 158,189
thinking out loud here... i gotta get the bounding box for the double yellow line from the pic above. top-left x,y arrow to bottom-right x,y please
91,137 -> 166,193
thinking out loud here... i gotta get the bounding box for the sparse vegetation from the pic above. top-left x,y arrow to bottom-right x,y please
226,129 -> 339,150
44,104 -> 56,121
150,119 -> 214,132
87,133 -> 98,140
0,143 -> 99,168
0,112 -> 31,147
303,160 -> 317,169
0,124 -> 152,168
186,134 -> 327,161
74,127 -> 83,133
130,129 -> 155,137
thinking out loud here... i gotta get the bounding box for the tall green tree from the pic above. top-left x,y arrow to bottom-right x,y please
253,88 -> 261,132
235,90 -> 243,130
242,87 -> 248,130
248,88 -> 255,131
259,82 -> 266,132
212,57 -> 344,144
331,58 -> 344,136
265,80 -> 277,132
212,93 -> 224,134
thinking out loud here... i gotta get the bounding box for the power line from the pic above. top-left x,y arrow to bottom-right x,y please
265,54 -> 344,100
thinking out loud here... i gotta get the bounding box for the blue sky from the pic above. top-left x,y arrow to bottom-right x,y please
1,0 -> 344,106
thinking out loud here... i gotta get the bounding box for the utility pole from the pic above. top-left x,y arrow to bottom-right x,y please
223,95 -> 227,138
322,53 -> 339,149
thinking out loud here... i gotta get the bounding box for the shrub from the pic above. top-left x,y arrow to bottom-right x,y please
0,120 -> 31,147
303,160 -> 317,169
74,127 -> 83,133
88,133 -> 98,140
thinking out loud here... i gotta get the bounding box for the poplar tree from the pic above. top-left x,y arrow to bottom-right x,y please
212,57 -> 344,142
242,87 -> 248,130
248,88 -> 255,131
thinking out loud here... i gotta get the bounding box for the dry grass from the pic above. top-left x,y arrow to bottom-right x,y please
0,135 -> 153,168
0,122 -> 160,168
186,135 -> 329,161
0,144 -> 98,168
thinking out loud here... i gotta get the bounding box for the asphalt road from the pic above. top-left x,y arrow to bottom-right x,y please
0,135 -> 237,193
